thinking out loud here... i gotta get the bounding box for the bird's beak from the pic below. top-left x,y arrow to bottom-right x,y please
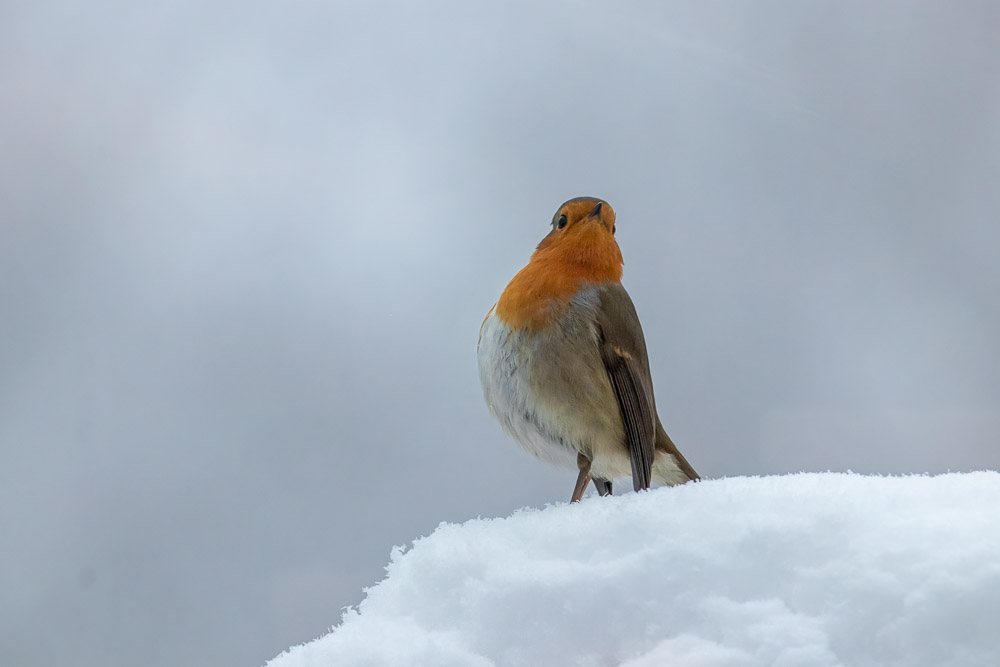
588,202 -> 603,219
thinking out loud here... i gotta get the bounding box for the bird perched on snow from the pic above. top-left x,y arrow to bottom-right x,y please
478,197 -> 699,502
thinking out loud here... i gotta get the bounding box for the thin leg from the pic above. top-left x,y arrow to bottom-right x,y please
571,452 -> 592,503
592,478 -> 613,497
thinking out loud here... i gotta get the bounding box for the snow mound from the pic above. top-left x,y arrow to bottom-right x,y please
266,473 -> 1000,667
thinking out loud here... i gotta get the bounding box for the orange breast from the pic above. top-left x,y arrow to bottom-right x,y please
496,224 -> 623,331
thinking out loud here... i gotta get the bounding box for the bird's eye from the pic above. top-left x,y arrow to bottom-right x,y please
612,225 -> 616,235
557,214 -> 567,229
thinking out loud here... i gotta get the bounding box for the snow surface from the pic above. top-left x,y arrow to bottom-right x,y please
266,473 -> 1000,667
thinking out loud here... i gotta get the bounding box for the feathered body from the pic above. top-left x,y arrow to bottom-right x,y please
478,198 -> 698,497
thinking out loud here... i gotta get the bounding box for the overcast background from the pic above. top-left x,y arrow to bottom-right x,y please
2,2 -> 999,666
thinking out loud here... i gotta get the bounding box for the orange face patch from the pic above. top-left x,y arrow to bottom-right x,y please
496,203 -> 623,331
546,198 -> 617,237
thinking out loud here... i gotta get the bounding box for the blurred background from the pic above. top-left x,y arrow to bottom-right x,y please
2,1 -> 998,665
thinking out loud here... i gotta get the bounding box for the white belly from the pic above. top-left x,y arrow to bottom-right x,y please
476,301 -> 626,475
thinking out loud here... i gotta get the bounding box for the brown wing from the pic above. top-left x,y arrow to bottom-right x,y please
596,283 -> 698,489
596,284 -> 658,491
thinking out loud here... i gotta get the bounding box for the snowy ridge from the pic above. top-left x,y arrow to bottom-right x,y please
266,473 -> 1000,667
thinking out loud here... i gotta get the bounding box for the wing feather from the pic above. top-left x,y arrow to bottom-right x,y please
600,345 -> 655,490
595,284 -> 658,491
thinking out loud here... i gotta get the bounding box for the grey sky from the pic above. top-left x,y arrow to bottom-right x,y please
2,2 -> 998,666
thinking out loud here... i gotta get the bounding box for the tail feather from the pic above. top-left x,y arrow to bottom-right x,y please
655,422 -> 700,482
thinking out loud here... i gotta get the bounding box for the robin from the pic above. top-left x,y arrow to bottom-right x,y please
478,197 -> 699,502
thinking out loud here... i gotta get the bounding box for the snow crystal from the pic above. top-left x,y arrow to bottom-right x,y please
265,472 -> 1000,667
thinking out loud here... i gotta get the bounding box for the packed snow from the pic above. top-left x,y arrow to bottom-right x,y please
266,473 -> 1000,667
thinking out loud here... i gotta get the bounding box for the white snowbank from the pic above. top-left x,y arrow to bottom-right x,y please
266,473 -> 1000,667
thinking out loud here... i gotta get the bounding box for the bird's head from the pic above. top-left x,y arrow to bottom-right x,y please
542,197 -> 617,244
533,197 -> 623,281
495,197 -> 624,329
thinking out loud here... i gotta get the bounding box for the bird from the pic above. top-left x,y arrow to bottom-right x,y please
477,196 -> 699,502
